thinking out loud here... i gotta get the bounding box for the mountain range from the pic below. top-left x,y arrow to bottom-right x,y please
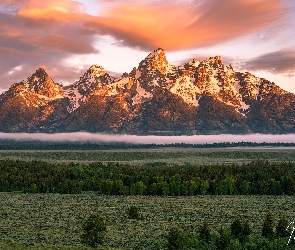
0,48 -> 294,135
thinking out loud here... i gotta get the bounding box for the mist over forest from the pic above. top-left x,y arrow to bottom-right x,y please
1,133 -> 295,144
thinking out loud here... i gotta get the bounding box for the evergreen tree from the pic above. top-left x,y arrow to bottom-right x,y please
81,214 -> 107,248
242,220 -> 252,238
216,228 -> 229,250
230,219 -> 243,239
199,221 -> 211,243
276,217 -> 289,238
262,211 -> 274,239
166,227 -> 186,250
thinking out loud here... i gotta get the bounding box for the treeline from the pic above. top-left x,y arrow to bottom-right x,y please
0,140 -> 295,150
82,210 -> 294,249
165,212 -> 294,250
1,160 -> 295,195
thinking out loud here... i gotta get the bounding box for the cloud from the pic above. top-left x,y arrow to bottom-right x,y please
241,50 -> 295,74
0,0 -> 98,89
25,33 -> 97,54
0,0 -> 291,91
1,132 -> 295,144
83,0 -> 287,51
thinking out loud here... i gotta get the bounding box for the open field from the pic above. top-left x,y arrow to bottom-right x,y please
0,193 -> 294,249
1,147 -> 295,164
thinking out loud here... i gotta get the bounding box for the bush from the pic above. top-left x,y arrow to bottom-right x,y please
126,206 -> 140,219
81,214 -> 107,248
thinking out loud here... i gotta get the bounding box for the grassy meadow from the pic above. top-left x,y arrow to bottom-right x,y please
0,147 -> 295,164
0,193 -> 295,249
1,146 -> 295,249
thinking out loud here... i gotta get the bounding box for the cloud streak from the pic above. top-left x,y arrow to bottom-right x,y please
83,0 -> 287,51
242,49 -> 295,74
1,133 -> 295,144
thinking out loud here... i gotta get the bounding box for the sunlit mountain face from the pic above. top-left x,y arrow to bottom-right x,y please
0,48 -> 294,135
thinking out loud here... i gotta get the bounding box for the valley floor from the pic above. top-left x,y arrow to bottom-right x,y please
0,193 -> 294,249
1,147 -> 295,164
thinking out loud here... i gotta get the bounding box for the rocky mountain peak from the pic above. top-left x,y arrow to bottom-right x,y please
201,56 -> 223,66
27,68 -> 49,83
24,68 -> 64,99
87,65 -> 106,77
1,49 -> 295,134
138,48 -> 175,75
34,68 -> 48,77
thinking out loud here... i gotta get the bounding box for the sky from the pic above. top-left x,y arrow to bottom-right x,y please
0,0 -> 295,93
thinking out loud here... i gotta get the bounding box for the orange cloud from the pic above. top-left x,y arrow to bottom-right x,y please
83,0 -> 287,50
16,0 -> 85,23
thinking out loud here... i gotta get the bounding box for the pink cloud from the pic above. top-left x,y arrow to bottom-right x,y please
0,0 -> 291,91
0,0 -> 97,88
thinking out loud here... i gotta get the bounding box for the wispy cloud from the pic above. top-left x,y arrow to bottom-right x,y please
83,0 -> 287,51
241,49 -> 295,74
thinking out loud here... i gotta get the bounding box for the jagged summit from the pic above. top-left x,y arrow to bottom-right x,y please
139,47 -> 175,75
23,68 -> 64,99
0,48 -> 294,134
27,68 -> 49,83
32,68 -> 48,77
87,65 -> 106,77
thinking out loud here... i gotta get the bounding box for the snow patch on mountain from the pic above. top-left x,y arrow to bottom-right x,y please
132,81 -> 153,105
170,75 -> 200,106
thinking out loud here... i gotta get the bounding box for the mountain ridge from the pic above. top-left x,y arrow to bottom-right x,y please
0,48 -> 294,134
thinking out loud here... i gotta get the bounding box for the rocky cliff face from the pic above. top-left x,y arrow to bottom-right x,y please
0,48 -> 294,134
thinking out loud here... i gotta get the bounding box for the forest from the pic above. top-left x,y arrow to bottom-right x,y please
1,159 -> 295,195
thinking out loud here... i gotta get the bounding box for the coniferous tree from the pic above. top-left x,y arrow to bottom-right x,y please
262,211 -> 274,239
199,221 -> 211,243
230,219 -> 243,239
276,217 -> 289,238
242,220 -> 252,238
216,228 -> 229,250
167,227 -> 186,250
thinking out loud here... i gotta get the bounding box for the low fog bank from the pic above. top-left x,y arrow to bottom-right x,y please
1,133 -> 295,144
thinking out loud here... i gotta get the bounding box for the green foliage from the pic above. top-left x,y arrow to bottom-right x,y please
166,227 -> 186,250
199,221 -> 211,243
262,211 -> 274,239
230,219 -> 243,239
216,228 -> 229,250
242,221 -> 252,239
276,217 -> 289,238
126,206 -> 139,220
1,159 -> 295,195
81,215 -> 107,248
